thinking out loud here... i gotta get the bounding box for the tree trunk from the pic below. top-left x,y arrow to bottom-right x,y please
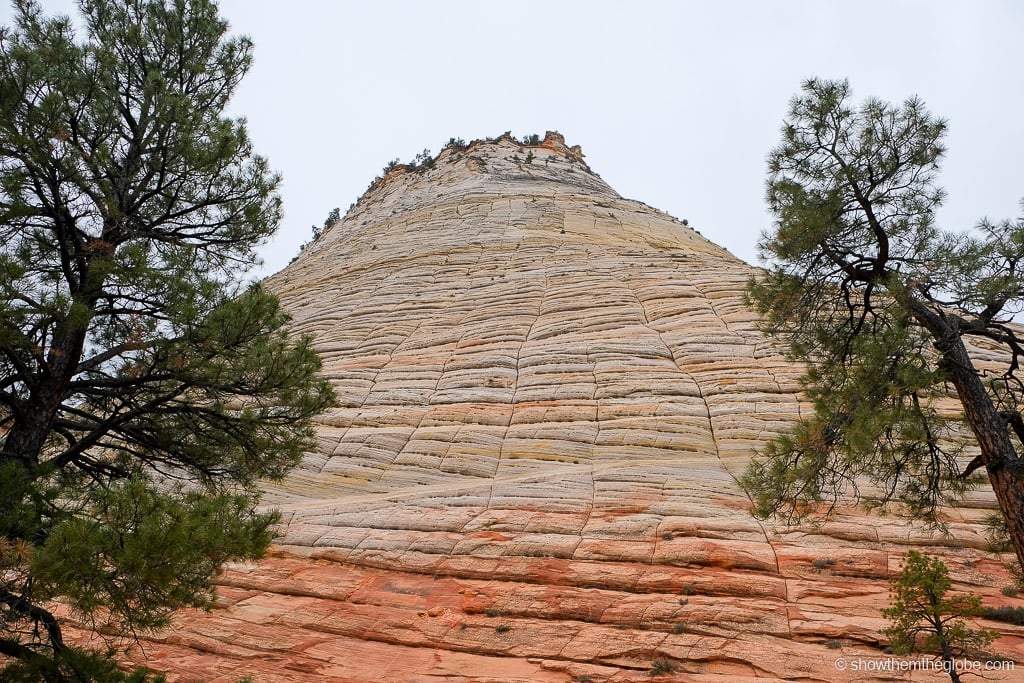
0,250 -> 111,473
943,650 -> 961,683
1,337 -> 82,473
930,607 -> 961,683
913,302 -> 1024,575
944,351 -> 1024,575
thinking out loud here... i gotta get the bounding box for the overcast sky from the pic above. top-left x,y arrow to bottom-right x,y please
6,1 -> 1024,277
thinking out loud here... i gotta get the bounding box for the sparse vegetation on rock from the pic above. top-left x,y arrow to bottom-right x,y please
649,656 -> 678,676
982,605 -> 1024,625
293,207 -> 340,261
444,137 -> 467,151
412,148 -> 434,170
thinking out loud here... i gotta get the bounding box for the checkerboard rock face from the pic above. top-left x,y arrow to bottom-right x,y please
120,134 -> 1023,681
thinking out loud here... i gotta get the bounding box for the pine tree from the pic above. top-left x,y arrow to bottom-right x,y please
0,1 -> 335,678
741,78 -> 1024,574
882,551 -> 995,683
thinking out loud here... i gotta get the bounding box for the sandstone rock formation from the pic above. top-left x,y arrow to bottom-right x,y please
103,133 -> 1022,681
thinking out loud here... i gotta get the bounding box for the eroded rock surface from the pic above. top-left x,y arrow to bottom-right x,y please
107,134 -> 1023,681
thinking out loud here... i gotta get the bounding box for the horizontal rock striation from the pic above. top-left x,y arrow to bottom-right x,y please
106,133 -> 1023,681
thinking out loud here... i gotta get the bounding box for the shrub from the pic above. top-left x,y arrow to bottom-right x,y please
649,657 -> 678,676
981,605 -> 1024,625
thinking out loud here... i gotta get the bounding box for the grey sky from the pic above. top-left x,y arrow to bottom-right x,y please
6,1 -> 1024,277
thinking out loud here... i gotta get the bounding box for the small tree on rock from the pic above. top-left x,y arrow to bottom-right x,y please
882,551 -> 995,683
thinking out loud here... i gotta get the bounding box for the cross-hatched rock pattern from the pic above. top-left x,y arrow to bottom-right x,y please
116,134 -> 1024,681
